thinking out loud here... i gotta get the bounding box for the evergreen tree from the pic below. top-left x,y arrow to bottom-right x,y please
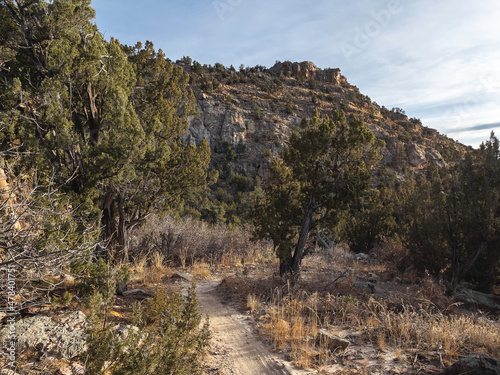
399,133 -> 500,292
254,110 -> 383,274
0,1 -> 210,262
338,187 -> 396,254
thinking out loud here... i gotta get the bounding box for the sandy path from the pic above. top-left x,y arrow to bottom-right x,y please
195,281 -> 313,375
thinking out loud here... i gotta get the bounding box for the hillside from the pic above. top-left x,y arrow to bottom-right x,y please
180,60 -> 469,178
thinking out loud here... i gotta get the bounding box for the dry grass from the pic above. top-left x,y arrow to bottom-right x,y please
258,290 -> 332,369
361,298 -> 500,364
246,293 -> 263,312
130,255 -> 148,282
126,218 -> 498,371
220,248 -> 500,371
191,260 -> 211,277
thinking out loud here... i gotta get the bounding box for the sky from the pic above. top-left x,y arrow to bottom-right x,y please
91,0 -> 500,148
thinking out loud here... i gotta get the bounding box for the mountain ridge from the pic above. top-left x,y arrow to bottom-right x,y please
178,59 -> 469,178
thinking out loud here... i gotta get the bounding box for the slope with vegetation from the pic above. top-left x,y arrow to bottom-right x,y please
0,1 -> 498,374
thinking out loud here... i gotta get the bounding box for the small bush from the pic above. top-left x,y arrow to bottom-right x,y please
83,283 -> 210,374
77,259 -> 130,300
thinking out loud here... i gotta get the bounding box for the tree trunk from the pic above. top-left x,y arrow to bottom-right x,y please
449,242 -> 486,293
279,255 -> 293,276
100,188 -> 116,262
290,195 -> 315,274
117,194 -> 127,262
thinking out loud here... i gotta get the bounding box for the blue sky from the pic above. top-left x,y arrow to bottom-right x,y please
91,0 -> 500,147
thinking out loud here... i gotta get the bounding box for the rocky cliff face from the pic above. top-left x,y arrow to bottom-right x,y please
183,61 -> 466,178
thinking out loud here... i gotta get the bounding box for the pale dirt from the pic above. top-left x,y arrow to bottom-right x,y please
194,281 -> 315,375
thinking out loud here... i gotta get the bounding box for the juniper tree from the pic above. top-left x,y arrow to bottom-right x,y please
254,110 -> 383,275
398,133 -> 500,292
0,1 -> 210,262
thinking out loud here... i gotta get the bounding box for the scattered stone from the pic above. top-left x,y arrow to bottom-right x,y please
114,324 -> 140,340
353,280 -> 375,294
442,354 -> 500,375
116,282 -> 128,296
58,311 -> 86,327
26,304 -> 52,314
316,329 -> 350,352
171,272 -> 193,282
121,288 -> 153,297
56,367 -> 72,375
354,253 -> 369,261
71,363 -> 85,375
454,288 -> 500,310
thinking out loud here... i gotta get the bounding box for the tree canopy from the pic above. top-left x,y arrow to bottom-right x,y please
254,110 -> 383,274
0,0 -> 210,262
398,132 -> 500,292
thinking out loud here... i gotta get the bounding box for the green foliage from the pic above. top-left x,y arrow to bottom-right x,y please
83,284 -> 210,375
439,143 -> 463,162
253,102 -> 262,120
49,291 -> 73,308
77,259 -> 130,300
230,173 -> 254,192
0,2 -> 211,261
253,110 -> 382,274
398,133 -> 500,292
338,188 -> 396,254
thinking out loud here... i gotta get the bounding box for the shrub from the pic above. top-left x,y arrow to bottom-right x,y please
76,259 -> 130,300
83,284 -> 210,374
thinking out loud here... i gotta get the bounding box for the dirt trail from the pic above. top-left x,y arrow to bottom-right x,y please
195,281 -> 313,375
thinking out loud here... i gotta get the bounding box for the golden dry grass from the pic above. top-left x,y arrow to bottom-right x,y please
128,217 -> 499,371
221,255 -> 500,371
246,293 -> 263,312
129,215 -> 273,269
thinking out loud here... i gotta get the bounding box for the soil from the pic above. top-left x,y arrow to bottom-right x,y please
194,281 -> 314,375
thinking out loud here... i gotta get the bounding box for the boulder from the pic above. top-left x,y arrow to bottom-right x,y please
171,272 -> 193,282
0,312 -> 87,360
442,354 -> 500,375
354,253 -> 369,261
425,147 -> 448,168
353,281 -> 375,294
316,329 -> 349,352
406,143 -> 428,168
454,288 -> 500,310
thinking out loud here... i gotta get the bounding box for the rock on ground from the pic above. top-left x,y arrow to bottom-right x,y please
0,311 -> 86,360
316,329 -> 350,352
442,354 -> 500,375
454,288 -> 500,310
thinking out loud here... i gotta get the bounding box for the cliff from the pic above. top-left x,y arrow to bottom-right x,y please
181,60 -> 468,178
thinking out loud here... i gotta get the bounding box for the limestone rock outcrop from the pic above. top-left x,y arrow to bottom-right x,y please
185,61 -> 458,178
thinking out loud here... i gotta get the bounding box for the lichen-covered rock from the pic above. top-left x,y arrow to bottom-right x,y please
0,312 -> 87,360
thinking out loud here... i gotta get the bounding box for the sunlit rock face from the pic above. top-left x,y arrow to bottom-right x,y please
185,61 -> 461,178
